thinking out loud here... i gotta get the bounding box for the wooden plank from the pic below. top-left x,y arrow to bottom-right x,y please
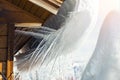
15,23 -> 42,28
7,24 -> 14,61
0,0 -> 42,23
7,60 -> 13,80
18,0 -> 28,8
0,63 -> 2,80
35,8 -> 45,17
40,11 -> 51,21
0,49 -> 7,62
45,0 -> 61,8
29,0 -> 58,14
6,0 -> 13,3
0,62 -> 2,72
24,1 -> 34,12
0,36 -> 7,48
12,0 -> 21,5
56,0 -> 63,4
0,24 -> 7,36
29,5 -> 39,14
0,0 -> 20,11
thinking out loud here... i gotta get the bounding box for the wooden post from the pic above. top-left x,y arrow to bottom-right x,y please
7,61 -> 13,80
0,24 -> 8,80
7,23 -> 14,80
0,63 -> 2,80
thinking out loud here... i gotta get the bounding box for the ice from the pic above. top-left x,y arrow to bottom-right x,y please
14,0 -> 120,80
82,11 -> 120,80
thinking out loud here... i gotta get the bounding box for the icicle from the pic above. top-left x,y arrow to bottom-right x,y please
82,11 -> 120,80
14,0 -> 99,80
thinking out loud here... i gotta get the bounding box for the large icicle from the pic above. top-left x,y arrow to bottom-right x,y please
14,0 -> 99,80
14,0 -> 120,79
82,11 -> 120,80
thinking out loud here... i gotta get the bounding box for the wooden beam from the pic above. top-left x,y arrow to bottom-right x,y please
0,25 -> 8,52
46,0 -> 62,7
7,23 -> 14,61
0,63 -> 3,80
0,63 -> 2,80
0,0 -> 43,23
29,0 -> 59,14
56,0 -> 63,4
7,24 -> 14,80
15,23 -> 42,28
7,60 -> 13,80
0,62 -> 2,72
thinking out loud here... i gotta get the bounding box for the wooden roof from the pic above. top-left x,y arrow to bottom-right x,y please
0,0 -> 43,24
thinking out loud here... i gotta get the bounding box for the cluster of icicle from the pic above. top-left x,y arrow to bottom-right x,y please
14,0 -> 120,80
